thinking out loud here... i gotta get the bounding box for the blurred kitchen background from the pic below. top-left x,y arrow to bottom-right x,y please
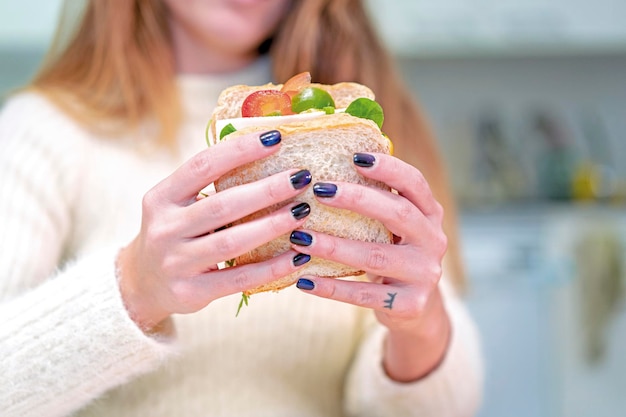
1,1 -> 625,416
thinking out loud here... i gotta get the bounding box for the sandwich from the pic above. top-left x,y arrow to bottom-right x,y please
207,72 -> 393,299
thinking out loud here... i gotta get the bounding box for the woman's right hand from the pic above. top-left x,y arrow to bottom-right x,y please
116,130 -> 312,331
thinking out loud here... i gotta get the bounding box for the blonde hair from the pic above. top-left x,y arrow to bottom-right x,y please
32,0 -> 180,142
31,0 -> 466,290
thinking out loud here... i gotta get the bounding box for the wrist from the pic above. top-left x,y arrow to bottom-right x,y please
116,244 -> 170,333
383,287 -> 451,382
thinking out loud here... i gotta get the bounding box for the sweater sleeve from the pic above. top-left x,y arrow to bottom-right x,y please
343,279 -> 484,417
0,95 -> 177,417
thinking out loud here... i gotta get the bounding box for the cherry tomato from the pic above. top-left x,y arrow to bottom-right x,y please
291,87 -> 335,113
241,90 -> 294,117
280,71 -> 312,98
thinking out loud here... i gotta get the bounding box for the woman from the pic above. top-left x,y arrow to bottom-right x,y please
0,0 -> 483,416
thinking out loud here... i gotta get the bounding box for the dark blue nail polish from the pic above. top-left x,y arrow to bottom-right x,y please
290,169 -> 312,189
259,130 -> 281,146
353,152 -> 376,167
293,253 -> 311,267
313,182 -> 337,198
290,230 -> 313,246
291,202 -> 311,220
296,278 -> 315,290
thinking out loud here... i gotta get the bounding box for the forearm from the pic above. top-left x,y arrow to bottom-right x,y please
383,287 -> 451,382
0,248 -> 175,417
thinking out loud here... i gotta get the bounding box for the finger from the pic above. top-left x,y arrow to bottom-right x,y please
312,180 -> 435,244
159,130 -> 283,205
185,201 -> 312,269
181,169 -> 311,237
352,153 -> 443,221
295,277 -> 423,318
177,250 -> 311,310
289,230 -> 425,280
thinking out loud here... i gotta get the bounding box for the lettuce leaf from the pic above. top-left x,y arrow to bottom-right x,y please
345,98 -> 384,129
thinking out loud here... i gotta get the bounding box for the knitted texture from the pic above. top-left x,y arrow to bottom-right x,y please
0,59 -> 482,417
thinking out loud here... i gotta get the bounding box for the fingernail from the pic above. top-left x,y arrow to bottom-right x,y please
353,152 -> 376,167
293,253 -> 311,267
290,169 -> 312,189
291,202 -> 311,220
290,230 -> 313,246
296,278 -> 315,290
313,182 -> 337,198
259,130 -> 281,146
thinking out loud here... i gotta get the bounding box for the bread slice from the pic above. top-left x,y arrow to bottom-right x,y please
212,84 -> 391,295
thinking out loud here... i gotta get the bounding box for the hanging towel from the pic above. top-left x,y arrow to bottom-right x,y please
575,222 -> 624,364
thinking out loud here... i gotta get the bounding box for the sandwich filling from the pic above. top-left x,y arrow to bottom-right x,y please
207,71 -> 391,152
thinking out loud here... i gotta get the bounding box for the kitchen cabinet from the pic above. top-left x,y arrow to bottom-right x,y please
365,0 -> 626,57
461,204 -> 626,417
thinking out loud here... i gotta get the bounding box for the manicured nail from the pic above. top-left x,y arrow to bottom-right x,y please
296,278 -> 315,290
290,230 -> 313,246
313,182 -> 337,198
291,202 -> 311,220
293,253 -> 311,267
353,152 -> 376,167
290,169 -> 312,189
259,130 -> 281,146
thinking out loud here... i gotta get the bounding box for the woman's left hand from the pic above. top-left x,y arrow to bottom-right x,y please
290,152 -> 451,382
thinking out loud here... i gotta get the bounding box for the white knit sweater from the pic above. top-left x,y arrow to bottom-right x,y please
0,59 -> 483,417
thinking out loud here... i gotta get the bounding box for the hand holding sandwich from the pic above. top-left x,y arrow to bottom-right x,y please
290,151 -> 452,382
116,129 -> 316,332
208,74 -> 452,381
118,74 -> 451,383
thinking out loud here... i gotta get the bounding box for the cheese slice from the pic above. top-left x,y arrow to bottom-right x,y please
212,109 -> 352,144
210,108 -> 393,157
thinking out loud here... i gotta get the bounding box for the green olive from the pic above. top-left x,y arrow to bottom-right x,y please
291,87 -> 335,113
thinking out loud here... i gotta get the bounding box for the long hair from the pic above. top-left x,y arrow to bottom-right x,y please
31,0 -> 180,142
30,0 -> 466,290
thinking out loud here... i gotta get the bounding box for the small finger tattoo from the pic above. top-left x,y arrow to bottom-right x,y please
383,292 -> 397,309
